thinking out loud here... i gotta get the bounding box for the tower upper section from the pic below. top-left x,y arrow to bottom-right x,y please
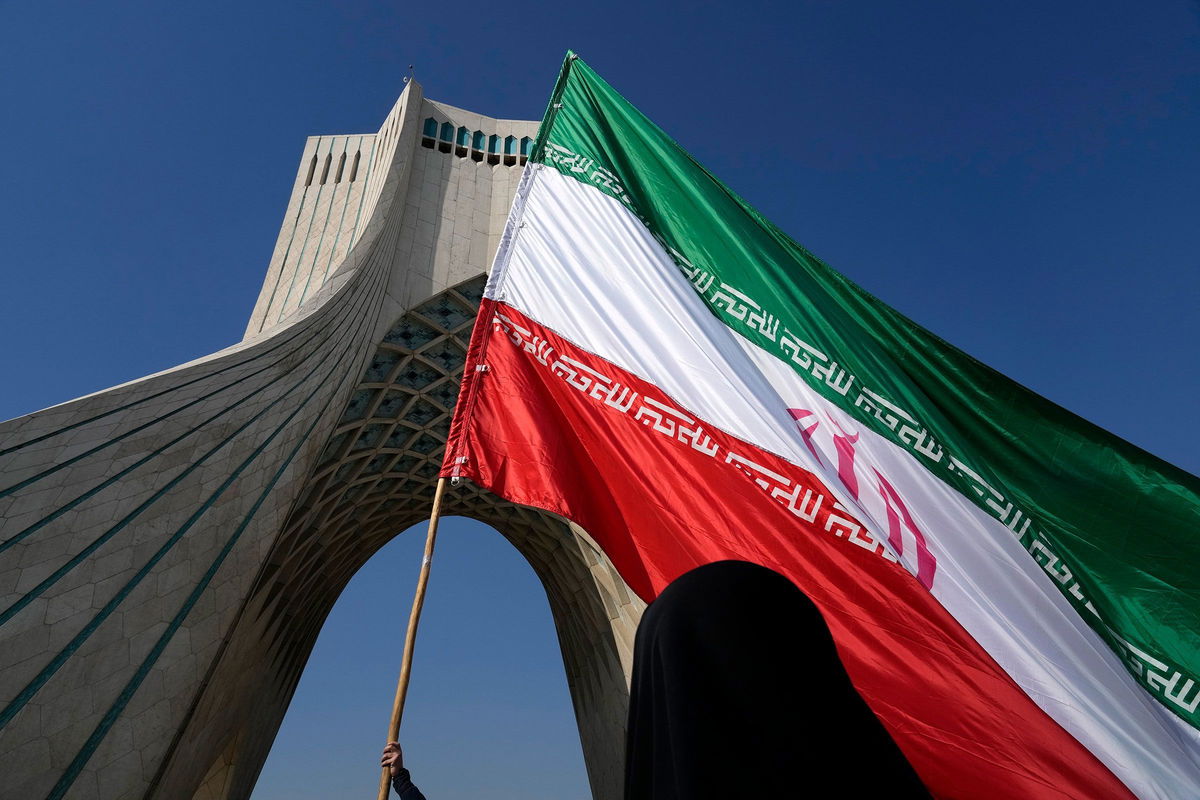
244,81 -> 538,339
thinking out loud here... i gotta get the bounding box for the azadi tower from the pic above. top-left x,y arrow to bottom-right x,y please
0,82 -> 642,800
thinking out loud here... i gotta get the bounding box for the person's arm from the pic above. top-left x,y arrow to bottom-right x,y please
381,742 -> 427,800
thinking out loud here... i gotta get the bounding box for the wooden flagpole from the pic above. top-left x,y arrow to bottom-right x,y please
377,476 -> 448,800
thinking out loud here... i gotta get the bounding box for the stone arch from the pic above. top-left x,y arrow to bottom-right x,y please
0,81 -> 637,800
149,277 -> 644,800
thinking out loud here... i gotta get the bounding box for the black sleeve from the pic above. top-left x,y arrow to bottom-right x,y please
391,767 -> 427,800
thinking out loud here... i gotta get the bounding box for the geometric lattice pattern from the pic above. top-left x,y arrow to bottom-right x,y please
181,275 -> 643,800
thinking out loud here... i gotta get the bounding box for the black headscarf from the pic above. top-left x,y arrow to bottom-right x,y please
624,560 -> 930,799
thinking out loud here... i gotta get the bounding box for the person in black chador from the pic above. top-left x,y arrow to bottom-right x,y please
624,560 -> 931,800
383,560 -> 929,799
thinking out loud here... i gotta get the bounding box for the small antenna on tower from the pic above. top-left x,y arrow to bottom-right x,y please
404,65 -> 415,84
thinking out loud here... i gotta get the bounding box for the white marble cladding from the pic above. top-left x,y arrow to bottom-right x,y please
244,95 -> 538,340
0,79 -> 635,800
243,132 -> 379,337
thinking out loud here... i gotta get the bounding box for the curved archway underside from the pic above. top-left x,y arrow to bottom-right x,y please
183,276 -> 643,800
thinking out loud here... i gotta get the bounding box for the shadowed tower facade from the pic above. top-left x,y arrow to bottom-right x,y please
0,81 -> 643,800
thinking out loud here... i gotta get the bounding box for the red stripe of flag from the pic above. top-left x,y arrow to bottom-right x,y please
444,300 -> 1134,800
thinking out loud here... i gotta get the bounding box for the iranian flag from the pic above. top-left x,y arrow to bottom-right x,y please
443,54 -> 1200,799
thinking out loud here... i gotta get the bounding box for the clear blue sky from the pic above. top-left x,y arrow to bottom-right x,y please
1,2 -> 1198,798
